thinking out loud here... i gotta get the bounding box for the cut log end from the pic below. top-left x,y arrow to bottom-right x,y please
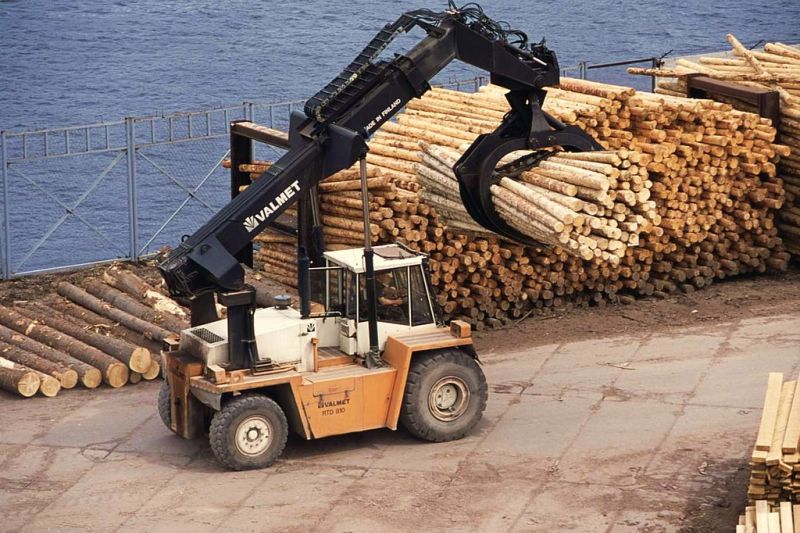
129,347 -> 153,374
142,359 -> 161,380
17,371 -> 40,397
105,363 -> 129,389
81,368 -> 103,389
58,369 -> 79,389
38,375 -> 61,397
128,371 -> 143,384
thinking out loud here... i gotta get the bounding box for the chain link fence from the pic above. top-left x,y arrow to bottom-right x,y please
0,78 -> 492,279
0,102 -> 298,278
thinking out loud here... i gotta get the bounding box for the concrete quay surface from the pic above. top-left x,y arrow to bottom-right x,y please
1,314 -> 798,533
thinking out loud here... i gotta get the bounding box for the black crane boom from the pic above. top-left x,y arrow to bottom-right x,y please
158,4 -> 602,302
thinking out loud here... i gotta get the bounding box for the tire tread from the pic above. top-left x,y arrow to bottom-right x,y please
157,380 -> 171,430
400,349 -> 488,442
209,394 -> 288,471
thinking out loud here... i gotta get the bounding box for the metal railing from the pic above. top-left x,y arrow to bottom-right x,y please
561,56 -> 666,92
0,77 -> 492,280
0,101 -> 303,278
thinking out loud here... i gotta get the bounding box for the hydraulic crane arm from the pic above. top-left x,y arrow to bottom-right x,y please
159,3 -> 601,302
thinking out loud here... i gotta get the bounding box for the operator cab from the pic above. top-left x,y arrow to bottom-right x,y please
309,243 -> 441,356
178,243 -> 440,374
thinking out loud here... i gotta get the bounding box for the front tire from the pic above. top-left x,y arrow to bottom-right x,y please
157,380 -> 172,431
400,349 -> 488,442
209,394 -> 288,471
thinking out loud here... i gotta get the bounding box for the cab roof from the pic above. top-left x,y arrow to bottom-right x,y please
323,244 -> 424,274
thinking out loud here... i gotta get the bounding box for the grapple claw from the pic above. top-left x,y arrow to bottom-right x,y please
454,93 -> 603,246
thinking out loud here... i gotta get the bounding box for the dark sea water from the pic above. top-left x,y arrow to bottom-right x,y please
0,0 -> 798,275
2,0 -> 799,130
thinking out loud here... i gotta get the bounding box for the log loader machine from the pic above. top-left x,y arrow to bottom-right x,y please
157,2 -> 601,470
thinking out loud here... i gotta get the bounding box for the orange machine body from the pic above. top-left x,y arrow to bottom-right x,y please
165,324 -> 474,440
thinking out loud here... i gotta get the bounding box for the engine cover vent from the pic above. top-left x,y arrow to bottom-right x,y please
190,327 -> 225,344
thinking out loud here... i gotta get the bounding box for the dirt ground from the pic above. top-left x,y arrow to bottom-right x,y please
2,313 -> 798,532
474,266 -> 800,355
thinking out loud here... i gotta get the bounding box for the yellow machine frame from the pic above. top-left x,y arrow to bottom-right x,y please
164,322 -> 474,440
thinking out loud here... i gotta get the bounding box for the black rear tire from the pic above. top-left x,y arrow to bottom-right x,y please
157,380 -> 172,431
400,349 -> 488,442
209,394 -> 288,471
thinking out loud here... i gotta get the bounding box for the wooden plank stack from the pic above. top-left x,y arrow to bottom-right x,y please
736,500 -> 800,532
0,266 -> 186,398
738,372 -> 800,532
629,36 -> 800,259
748,373 -> 800,503
242,76 -> 789,329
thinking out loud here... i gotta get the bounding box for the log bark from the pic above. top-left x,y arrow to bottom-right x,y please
765,42 -> 800,61
243,266 -> 299,308
0,361 -> 39,397
0,323 -> 101,388
0,355 -> 59,396
727,34 -> 771,79
319,176 -> 392,193
102,266 -> 186,319
519,171 -> 579,196
57,282 -> 174,342
16,304 -> 152,373
0,339 -> 78,388
44,298 -> 163,354
84,280 -> 187,334
0,306 -> 128,388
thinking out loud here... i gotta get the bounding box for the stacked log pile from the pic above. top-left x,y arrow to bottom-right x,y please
236,161 -> 432,288
0,266 -> 186,398
0,263 -> 289,398
737,372 -> 800,532
241,78 -> 789,328
629,36 -> 800,258
415,141 -> 656,264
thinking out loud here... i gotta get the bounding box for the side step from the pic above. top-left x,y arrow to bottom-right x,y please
318,347 -> 354,369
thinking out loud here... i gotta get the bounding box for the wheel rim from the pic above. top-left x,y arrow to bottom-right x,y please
234,415 -> 272,456
428,376 -> 470,422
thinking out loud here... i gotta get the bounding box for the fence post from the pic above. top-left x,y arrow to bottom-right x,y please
246,102 -> 255,122
579,61 -> 588,80
125,118 -> 139,261
0,130 -> 9,279
651,57 -> 659,93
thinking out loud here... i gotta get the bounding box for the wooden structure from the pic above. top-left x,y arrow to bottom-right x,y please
629,35 -> 800,259
240,76 -> 790,329
738,372 -> 800,532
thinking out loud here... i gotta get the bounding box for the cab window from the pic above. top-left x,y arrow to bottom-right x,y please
409,265 -> 434,325
358,267 -> 409,325
344,271 -> 358,320
308,265 -> 345,317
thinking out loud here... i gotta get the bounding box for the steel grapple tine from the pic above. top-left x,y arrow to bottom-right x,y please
453,115 -> 602,246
